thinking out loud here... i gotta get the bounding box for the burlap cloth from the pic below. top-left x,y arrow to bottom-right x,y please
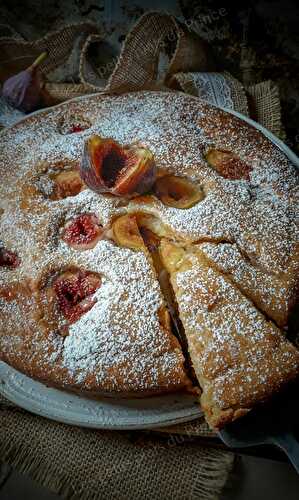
0,11 -> 283,499
0,394 -> 234,499
0,12 -> 282,136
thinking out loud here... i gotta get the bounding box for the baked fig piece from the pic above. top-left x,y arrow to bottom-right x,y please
154,175 -> 204,209
80,136 -> 157,197
0,246 -> 20,268
206,149 -> 251,180
58,115 -> 91,135
51,170 -> 84,200
51,269 -> 101,324
69,125 -> 84,133
62,213 -> 104,250
112,214 -> 145,251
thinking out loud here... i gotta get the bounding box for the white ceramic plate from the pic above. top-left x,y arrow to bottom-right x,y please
0,92 -> 298,429
0,363 -> 202,429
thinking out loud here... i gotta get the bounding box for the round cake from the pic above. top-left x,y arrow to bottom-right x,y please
1,91 -> 298,428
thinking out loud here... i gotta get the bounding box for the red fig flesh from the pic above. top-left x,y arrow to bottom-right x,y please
70,125 -> 84,133
80,136 -> 157,198
62,213 -> 104,250
0,247 -> 20,268
53,270 -> 101,323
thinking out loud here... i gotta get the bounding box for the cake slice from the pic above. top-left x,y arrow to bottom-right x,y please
160,240 -> 299,429
197,242 -> 299,327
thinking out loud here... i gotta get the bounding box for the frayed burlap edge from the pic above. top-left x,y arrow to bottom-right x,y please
0,400 -> 234,500
0,22 -> 100,80
79,11 -> 212,94
0,442 -> 233,500
247,80 -> 283,138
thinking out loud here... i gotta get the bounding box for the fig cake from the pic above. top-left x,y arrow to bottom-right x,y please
0,91 -> 298,429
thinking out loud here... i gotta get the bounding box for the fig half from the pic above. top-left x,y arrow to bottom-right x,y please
52,269 -> 101,324
206,149 -> 251,180
112,214 -> 145,251
62,213 -> 104,250
80,136 -> 157,197
154,175 -> 204,209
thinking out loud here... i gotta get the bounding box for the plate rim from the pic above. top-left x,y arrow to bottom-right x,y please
0,362 -> 203,430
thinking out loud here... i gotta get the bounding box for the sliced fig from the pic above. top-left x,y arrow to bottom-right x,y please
112,214 -> 145,250
206,149 -> 252,180
139,225 -> 160,253
52,269 -> 101,323
80,135 -> 157,197
62,213 -> 103,250
0,247 -> 20,268
50,169 -> 84,200
154,175 -> 204,209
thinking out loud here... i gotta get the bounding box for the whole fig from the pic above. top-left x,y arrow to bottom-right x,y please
2,51 -> 48,113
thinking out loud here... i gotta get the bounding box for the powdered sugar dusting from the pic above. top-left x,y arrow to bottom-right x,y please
171,249 -> 299,418
0,91 -> 298,397
197,241 -> 297,326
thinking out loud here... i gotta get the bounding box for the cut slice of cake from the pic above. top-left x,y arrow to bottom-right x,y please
160,240 -> 299,429
196,242 -> 299,327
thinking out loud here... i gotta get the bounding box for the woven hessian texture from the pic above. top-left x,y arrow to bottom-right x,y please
0,396 -> 233,500
0,12 -> 282,135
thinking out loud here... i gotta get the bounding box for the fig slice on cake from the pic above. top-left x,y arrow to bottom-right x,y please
52,269 -> 101,324
154,175 -> 204,209
62,213 -> 104,250
80,136 -> 157,197
206,149 -> 252,180
0,246 -> 20,268
112,214 -> 145,251
51,169 -> 84,200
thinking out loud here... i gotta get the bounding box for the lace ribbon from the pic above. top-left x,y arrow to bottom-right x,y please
190,72 -> 234,109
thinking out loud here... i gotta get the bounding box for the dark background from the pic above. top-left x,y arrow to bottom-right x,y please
1,0 -> 299,152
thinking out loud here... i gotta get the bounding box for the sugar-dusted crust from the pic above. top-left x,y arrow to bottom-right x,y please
160,241 -> 299,429
0,91 -> 298,409
0,240 -> 192,396
197,242 -> 299,327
